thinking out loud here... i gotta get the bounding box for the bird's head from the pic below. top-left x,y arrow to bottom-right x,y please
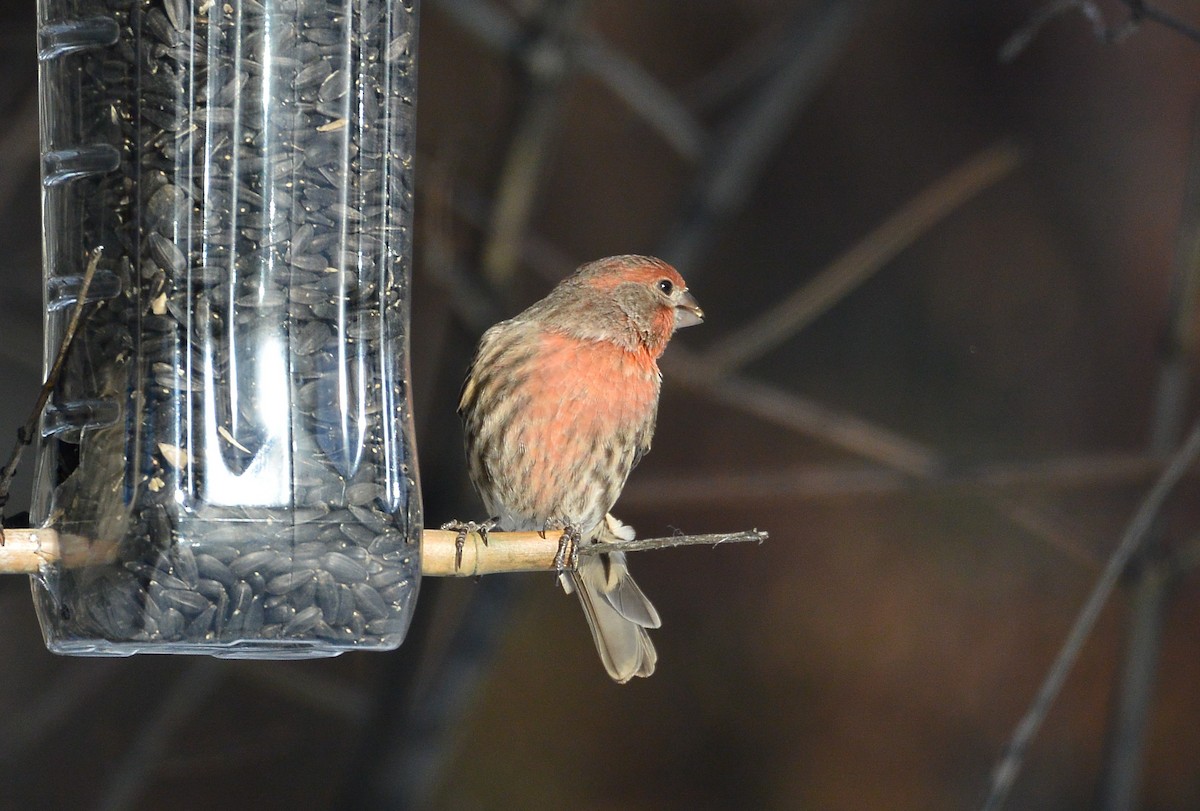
564,255 -> 703,357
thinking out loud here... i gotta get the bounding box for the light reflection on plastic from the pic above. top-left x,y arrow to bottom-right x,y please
200,331 -> 292,506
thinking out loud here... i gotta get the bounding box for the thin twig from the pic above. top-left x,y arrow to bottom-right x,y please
574,31 -> 707,160
1000,0 -> 1200,62
1093,98 -> 1200,811
667,346 -> 943,477
981,416 -> 1200,811
992,496 -> 1104,572
680,3 -> 817,112
431,0 -> 707,160
704,142 -> 1023,374
1122,0 -> 1200,45
0,246 -> 103,533
577,529 -> 767,555
658,0 -> 867,273
1001,1 -> 1134,62
622,452 -> 1165,571
480,0 -> 588,287
621,451 -> 1160,502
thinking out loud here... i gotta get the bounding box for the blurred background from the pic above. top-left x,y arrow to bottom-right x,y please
4,0 -> 1200,808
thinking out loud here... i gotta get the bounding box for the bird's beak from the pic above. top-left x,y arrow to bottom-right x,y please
674,290 -> 704,329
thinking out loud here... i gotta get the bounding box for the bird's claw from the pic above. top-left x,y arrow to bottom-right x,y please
553,524 -> 581,573
440,518 -> 497,571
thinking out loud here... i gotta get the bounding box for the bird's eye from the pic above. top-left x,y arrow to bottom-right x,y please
656,279 -> 674,295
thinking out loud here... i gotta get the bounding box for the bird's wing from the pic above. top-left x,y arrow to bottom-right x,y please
628,406 -> 656,472
458,319 -> 518,416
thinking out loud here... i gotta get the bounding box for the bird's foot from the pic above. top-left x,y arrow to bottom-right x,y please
553,523 -> 581,573
440,518 -> 497,571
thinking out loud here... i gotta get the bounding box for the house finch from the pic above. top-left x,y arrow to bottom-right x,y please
457,255 -> 703,682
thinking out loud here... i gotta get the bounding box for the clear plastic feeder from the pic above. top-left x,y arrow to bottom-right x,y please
31,0 -> 421,657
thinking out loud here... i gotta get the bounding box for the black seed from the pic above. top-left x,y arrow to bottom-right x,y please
266,569 -> 316,595
148,233 -> 187,274
317,69 -> 348,102
265,602 -> 295,624
164,0 -> 188,32
351,582 -> 388,620
368,567 -> 406,590
322,551 -> 368,583
41,0 -> 420,654
385,33 -> 411,63
159,588 -> 211,615
229,549 -> 279,578
196,578 -> 227,602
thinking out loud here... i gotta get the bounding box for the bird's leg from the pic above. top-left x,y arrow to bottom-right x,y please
553,523 -> 581,572
439,519 -> 496,571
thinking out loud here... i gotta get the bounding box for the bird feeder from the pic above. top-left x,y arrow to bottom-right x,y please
1,0 -> 766,667
29,0 -> 422,656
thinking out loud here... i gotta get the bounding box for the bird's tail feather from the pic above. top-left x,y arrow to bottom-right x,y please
563,514 -> 659,683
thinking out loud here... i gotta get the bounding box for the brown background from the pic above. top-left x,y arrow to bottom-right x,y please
3,1 -> 1200,809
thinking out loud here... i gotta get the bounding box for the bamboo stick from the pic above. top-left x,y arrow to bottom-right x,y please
0,526 -> 767,577
0,528 -> 120,572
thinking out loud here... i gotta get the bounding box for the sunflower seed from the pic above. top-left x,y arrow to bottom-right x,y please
39,0 -> 421,655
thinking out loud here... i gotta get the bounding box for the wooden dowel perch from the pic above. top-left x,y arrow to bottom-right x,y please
423,527 -> 768,577
0,526 -> 768,577
0,528 -> 128,571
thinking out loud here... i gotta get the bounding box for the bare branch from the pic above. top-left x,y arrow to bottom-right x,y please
623,452 -> 1166,571
431,0 -> 706,159
479,0 -> 589,288
1001,0 -> 1200,62
1125,0 -> 1200,45
982,416 -> 1200,811
658,0 -> 867,273
1001,1 -> 1133,63
1092,94 -> 1200,811
0,246 -> 104,531
621,452 -> 1161,506
704,142 -> 1023,374
667,346 -> 943,477
574,31 -> 707,160
991,496 -> 1104,571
